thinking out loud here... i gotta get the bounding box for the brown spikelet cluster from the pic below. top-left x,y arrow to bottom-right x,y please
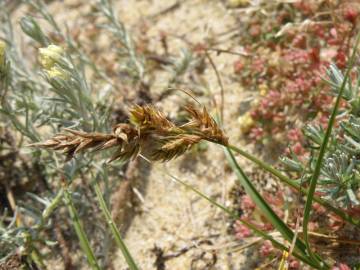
182,105 -> 228,146
33,104 -> 228,163
149,134 -> 202,162
31,124 -> 140,162
129,105 -> 182,135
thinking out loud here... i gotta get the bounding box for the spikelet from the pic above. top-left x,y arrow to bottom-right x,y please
131,104 -> 227,161
146,134 -> 202,162
182,105 -> 228,145
108,124 -> 140,162
31,124 -> 139,162
129,104 -> 182,135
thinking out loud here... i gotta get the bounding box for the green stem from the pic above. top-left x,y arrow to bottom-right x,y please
224,148 -> 312,256
93,181 -> 139,270
30,248 -> 46,269
63,187 -> 101,270
303,33 -> 360,265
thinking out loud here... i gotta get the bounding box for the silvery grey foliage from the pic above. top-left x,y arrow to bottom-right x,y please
282,63 -> 360,208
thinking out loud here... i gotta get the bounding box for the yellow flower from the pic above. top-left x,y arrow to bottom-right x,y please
47,66 -> 68,80
39,44 -> 64,70
238,112 -> 255,134
228,0 -> 249,8
259,83 -> 268,96
0,40 -> 6,64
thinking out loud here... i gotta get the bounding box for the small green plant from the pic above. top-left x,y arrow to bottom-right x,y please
282,62 -> 360,210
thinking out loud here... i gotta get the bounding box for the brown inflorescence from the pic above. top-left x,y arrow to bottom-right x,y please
33,104 -> 228,163
31,124 -> 140,162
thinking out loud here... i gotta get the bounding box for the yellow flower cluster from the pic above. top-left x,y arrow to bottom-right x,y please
39,44 -> 67,79
47,66 -> 68,79
238,112 -> 255,134
39,44 -> 63,69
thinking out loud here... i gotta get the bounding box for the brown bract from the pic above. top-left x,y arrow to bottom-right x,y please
33,104 -> 228,163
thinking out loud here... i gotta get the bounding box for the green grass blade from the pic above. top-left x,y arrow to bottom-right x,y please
165,171 -> 319,269
224,147 -> 313,260
302,33 -> 360,263
63,187 -> 101,270
228,144 -> 360,228
93,181 -> 139,270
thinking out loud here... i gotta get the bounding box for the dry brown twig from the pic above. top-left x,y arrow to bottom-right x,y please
31,104 -> 228,163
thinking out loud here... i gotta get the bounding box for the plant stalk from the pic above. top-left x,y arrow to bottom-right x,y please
93,181 -> 139,270
63,187 -> 101,270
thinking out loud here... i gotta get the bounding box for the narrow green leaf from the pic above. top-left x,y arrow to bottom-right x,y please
303,33 -> 360,264
224,147 -> 311,261
93,181 -> 139,270
63,188 -> 101,270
